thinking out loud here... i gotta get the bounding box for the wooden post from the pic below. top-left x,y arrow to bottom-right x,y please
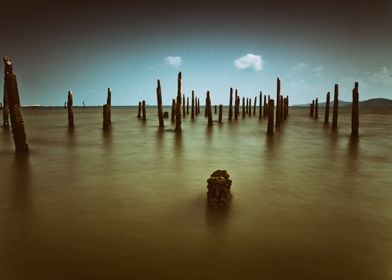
315,98 -> 318,119
246,98 -> 249,114
2,78 -> 9,127
3,57 -> 28,153
324,92 -> 330,125
275,78 -> 281,128
332,84 -> 339,130
242,97 -> 245,118
103,89 -> 111,129
228,87 -> 233,120
310,100 -> 314,117
107,88 -> 111,124
186,96 -> 189,115
249,98 -> 252,117
219,105 -> 223,122
259,92 -> 262,119
280,95 -> 284,122
197,98 -> 200,115
142,100 -> 146,120
214,105 -> 217,114
67,90 -> 74,128
156,79 -> 164,128
175,72 -> 182,132
263,95 -> 267,117
137,101 -> 141,119
351,82 -> 359,137
191,90 -> 195,120
205,97 -> 207,118
171,98 -> 176,122
267,99 -> 274,135
206,91 -> 213,126
234,89 -> 238,120
183,95 -> 186,117
253,96 -> 257,116
283,97 -> 288,120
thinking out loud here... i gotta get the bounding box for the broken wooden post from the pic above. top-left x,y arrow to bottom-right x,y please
315,98 -> 318,119
219,105 -> 223,122
214,105 -> 217,114
3,57 -> 28,153
324,92 -> 330,125
175,72 -> 182,132
186,96 -> 189,115
183,95 -> 186,117
351,82 -> 359,137
275,78 -> 281,128
267,99 -> 274,135
171,98 -> 176,122
191,90 -> 195,120
137,101 -> 141,118
142,100 -> 146,120
206,91 -> 213,126
242,97 -> 246,118
67,90 -> 74,128
228,87 -> 233,120
156,79 -> 164,128
3,77 -> 9,127
332,84 -> 339,130
259,92 -> 262,119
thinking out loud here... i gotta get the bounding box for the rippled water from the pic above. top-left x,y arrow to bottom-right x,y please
0,107 -> 391,279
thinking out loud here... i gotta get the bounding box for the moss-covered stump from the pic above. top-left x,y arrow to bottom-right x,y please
207,170 -> 232,207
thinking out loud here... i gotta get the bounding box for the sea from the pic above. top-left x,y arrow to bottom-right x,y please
0,106 -> 391,279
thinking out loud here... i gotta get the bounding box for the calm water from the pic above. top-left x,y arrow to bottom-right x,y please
0,107 -> 391,279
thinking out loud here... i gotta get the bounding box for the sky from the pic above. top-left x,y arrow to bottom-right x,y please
1,0 -> 391,106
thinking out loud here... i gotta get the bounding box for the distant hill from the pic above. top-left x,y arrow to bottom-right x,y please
293,98 -> 392,108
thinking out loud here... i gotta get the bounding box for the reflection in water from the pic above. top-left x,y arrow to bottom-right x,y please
174,132 -> 183,159
12,155 -> 32,210
205,202 -> 232,232
67,127 -> 76,148
102,127 -> 112,148
346,136 -> 360,175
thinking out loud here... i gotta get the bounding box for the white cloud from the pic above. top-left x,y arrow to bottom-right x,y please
313,65 -> 323,77
293,62 -> 309,72
165,56 -> 182,68
369,67 -> 392,84
234,54 -> 263,71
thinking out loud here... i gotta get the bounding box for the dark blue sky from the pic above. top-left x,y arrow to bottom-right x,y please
1,0 -> 391,105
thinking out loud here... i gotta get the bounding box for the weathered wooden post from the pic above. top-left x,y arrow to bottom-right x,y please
183,95 -> 186,117
315,98 -> 318,119
156,79 -> 164,128
351,82 -> 359,137
246,98 -> 249,114
2,79 -> 9,127
234,89 -> 238,120
324,92 -> 330,125
197,97 -> 200,115
242,97 -> 246,118
259,92 -> 262,119
276,78 -> 281,128
263,95 -> 267,117
3,57 -> 29,153
171,98 -> 176,122
280,95 -> 284,122
142,100 -> 146,120
248,98 -> 252,117
107,88 -> 111,124
214,105 -> 217,114
253,96 -> 257,116
191,90 -> 195,120
332,84 -> 339,130
206,91 -> 213,126
283,97 -> 288,120
267,99 -> 274,135
310,100 -> 314,117
175,72 -> 182,132
205,97 -> 208,118
67,90 -> 74,128
137,101 -> 141,119
219,105 -> 223,122
228,88 -> 233,120
186,97 -> 189,115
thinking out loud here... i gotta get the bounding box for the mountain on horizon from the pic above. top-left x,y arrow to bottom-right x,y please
293,98 -> 392,108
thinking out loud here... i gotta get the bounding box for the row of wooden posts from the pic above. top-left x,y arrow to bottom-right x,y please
308,82 -> 359,137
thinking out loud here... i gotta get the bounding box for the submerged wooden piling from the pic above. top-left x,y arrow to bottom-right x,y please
267,99 -> 274,135
107,88 -> 111,124
276,78 -> 281,128
263,95 -> 267,117
248,98 -> 252,117
171,99 -> 176,122
197,97 -> 200,115
206,91 -> 213,126
315,98 -> 318,119
2,79 -> 9,127
214,105 -> 217,114
242,97 -> 245,118
324,92 -> 330,125
332,84 -> 339,130
351,82 -> 359,137
191,90 -> 195,120
142,100 -> 146,120
186,97 -> 189,115
228,88 -> 233,121
253,96 -> 257,116
67,90 -> 74,128
310,100 -> 314,117
280,95 -> 284,122
283,97 -> 288,120
219,105 -> 223,122
259,92 -> 262,119
137,101 -> 142,118
103,89 -> 112,129
3,57 -> 28,153
156,79 -> 164,128
183,95 -> 186,117
234,90 -> 239,120
175,72 -> 182,132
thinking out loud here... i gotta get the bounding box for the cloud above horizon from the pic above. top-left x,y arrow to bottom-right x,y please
369,67 -> 392,84
165,56 -> 182,68
234,54 -> 263,71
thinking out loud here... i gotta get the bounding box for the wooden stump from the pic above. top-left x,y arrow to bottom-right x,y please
263,95 -> 267,117
137,101 -> 141,119
156,79 -> 164,128
191,90 -> 195,120
332,84 -> 339,130
275,78 -> 281,128
2,79 -> 9,127
228,87 -> 233,121
171,98 -> 176,122
310,100 -> 314,117
259,92 -> 262,119
267,99 -> 274,135
214,105 -> 217,114
175,72 -> 182,132
206,91 -> 213,126
242,97 -> 245,119
253,96 -> 257,116
219,105 -> 223,122
351,82 -> 359,137
142,100 -> 146,121
67,90 -> 74,128
324,92 -> 330,125
3,57 -> 29,153
315,98 -> 318,119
